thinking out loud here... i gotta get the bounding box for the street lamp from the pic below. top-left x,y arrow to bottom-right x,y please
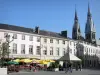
40,36 -> 43,59
5,34 -> 14,60
76,41 -> 80,57
67,39 -> 71,54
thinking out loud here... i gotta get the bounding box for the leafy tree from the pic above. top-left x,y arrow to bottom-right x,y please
0,41 -> 9,67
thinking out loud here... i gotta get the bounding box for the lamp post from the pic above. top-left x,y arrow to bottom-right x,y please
66,39 -> 70,64
76,41 -> 79,57
5,34 -> 14,60
40,36 -> 43,60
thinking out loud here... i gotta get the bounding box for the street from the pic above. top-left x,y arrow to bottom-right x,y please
8,69 -> 100,75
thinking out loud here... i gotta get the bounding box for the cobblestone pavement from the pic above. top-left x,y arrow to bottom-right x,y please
8,69 -> 100,75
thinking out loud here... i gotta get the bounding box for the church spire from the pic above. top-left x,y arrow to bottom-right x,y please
72,5 -> 81,40
88,2 -> 91,17
85,3 -> 96,44
75,5 -> 78,20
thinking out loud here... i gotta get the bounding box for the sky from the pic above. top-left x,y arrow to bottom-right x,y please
0,0 -> 100,39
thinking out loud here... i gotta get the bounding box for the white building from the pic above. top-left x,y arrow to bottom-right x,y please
0,24 -> 100,68
0,24 -> 70,60
76,41 -> 100,67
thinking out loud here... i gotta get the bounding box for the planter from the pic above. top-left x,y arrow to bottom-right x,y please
0,68 -> 7,75
53,68 -> 59,71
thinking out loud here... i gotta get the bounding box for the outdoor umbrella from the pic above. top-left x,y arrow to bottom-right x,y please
13,59 -> 20,62
49,60 -> 55,62
32,59 -> 40,63
20,59 -> 32,63
7,61 -> 19,65
39,60 -> 49,64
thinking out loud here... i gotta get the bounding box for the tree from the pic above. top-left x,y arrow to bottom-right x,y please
0,40 -> 9,67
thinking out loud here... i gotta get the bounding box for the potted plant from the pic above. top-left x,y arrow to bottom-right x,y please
52,62 -> 59,71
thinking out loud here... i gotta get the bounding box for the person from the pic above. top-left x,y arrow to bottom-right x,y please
65,62 -> 73,74
79,64 -> 82,71
63,61 -> 67,71
29,65 -> 32,70
76,63 -> 78,71
65,62 -> 69,73
69,63 -> 72,73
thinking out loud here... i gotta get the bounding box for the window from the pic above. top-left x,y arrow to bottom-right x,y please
70,49 -> 72,53
92,33 -> 95,39
37,37 -> 40,42
74,43 -> 76,46
85,47 -> 87,52
44,38 -> 47,43
56,48 -> 59,56
29,45 -> 33,54
70,41 -> 71,45
63,48 -> 66,55
21,44 -> 25,54
91,49 -> 92,53
93,49 -> 95,53
43,47 -> 47,55
22,35 -> 25,40
50,47 -> 53,55
57,40 -> 59,44
74,52 -> 76,55
36,46 -> 40,55
84,48 -> 86,52
29,36 -> 33,41
13,43 -> 17,54
50,39 -> 53,43
13,34 -> 17,39
4,33 -> 8,38
74,49 -> 75,53
63,40 -> 65,44
96,50 -> 97,54
89,48 -> 90,53
86,48 -> 88,52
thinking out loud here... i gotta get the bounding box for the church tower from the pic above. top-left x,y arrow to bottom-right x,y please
72,8 -> 81,40
85,3 -> 96,44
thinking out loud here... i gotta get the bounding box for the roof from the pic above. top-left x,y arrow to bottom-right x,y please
0,23 -> 67,39
96,40 -> 100,45
58,53 -> 81,61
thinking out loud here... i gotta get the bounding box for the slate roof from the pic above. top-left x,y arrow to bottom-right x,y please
96,40 -> 100,46
0,23 -> 67,39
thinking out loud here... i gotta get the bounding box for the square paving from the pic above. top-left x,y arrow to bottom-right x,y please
8,69 -> 100,75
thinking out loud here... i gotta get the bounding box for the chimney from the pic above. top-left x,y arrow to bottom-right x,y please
61,30 -> 67,38
35,26 -> 39,34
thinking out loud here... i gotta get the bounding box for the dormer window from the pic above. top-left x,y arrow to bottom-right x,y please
13,34 -> 17,39
50,39 -> 53,43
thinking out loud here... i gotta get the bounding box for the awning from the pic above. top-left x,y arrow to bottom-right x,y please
96,54 -> 100,63
58,53 -> 81,61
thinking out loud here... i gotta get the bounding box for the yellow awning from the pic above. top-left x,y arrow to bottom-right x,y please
39,61 -> 48,64
13,59 -> 20,62
20,59 -> 32,63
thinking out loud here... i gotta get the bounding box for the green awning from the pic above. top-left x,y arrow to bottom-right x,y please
7,61 -> 19,65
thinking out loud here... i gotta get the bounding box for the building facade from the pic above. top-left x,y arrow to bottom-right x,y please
0,4 -> 100,68
72,4 -> 100,67
0,24 -> 73,60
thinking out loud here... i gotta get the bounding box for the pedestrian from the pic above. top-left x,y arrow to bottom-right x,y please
79,64 -> 82,71
65,62 -> 69,73
65,62 -> 68,72
65,62 -> 73,74
69,63 -> 72,73
76,63 -> 78,71
29,65 -> 32,70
